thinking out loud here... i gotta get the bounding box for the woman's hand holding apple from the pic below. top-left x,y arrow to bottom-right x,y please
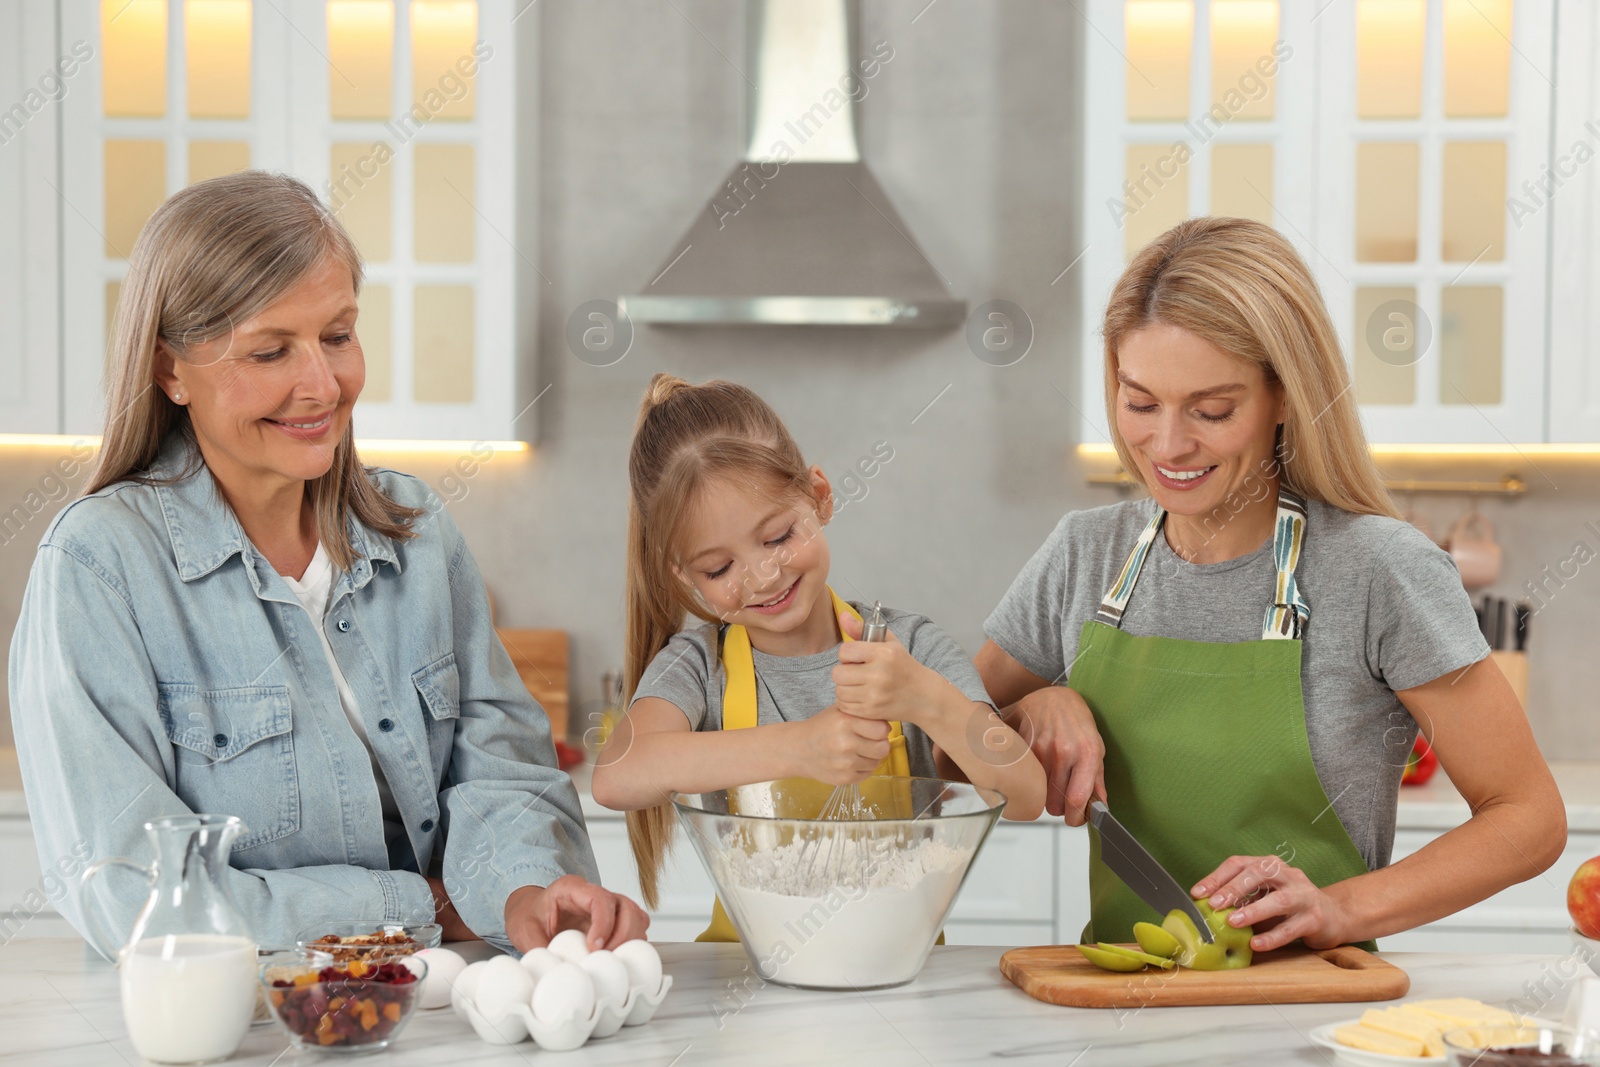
1193,854 -> 1357,952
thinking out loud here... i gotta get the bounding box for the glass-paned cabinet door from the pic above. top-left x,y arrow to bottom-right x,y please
58,0 -> 284,434
1314,0 -> 1552,443
1080,0 -> 1317,444
0,4 -> 65,434
283,0 -> 519,441
58,0 -> 523,441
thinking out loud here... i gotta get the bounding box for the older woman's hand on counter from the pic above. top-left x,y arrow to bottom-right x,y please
505,875 -> 650,953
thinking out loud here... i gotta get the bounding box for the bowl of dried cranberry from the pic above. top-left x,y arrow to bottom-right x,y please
261,951 -> 427,1054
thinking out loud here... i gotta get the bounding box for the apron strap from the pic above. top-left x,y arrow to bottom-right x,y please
1263,487 -> 1310,641
1092,509 -> 1165,627
1094,486 -> 1311,640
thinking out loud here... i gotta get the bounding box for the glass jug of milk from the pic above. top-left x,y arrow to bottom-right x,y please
81,814 -> 257,1064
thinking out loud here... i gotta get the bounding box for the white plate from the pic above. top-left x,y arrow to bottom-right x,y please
1308,1021 -> 1446,1066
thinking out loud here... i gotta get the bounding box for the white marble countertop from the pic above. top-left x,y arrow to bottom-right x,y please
1,937 -> 1589,1066
7,746 -> 1600,830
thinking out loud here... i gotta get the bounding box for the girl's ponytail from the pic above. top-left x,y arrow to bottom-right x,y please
622,493 -> 682,910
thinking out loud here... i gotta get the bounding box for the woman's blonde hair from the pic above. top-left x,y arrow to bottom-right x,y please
622,373 -> 814,908
1103,216 -> 1399,519
86,170 -> 422,567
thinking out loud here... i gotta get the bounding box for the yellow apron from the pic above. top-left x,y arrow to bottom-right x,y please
696,588 -> 911,943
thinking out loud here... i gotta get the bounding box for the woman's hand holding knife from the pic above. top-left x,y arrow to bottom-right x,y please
999,686 -> 1107,825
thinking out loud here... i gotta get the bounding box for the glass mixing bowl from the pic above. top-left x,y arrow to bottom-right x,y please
673,777 -> 1006,990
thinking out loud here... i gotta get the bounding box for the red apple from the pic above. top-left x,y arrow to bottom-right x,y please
1571,857 -> 1600,940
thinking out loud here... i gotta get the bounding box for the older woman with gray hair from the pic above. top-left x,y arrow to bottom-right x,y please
8,171 -> 644,954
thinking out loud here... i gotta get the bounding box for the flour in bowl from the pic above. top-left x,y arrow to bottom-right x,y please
709,831 -> 972,988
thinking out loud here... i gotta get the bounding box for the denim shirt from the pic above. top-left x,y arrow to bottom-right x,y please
8,435 -> 597,955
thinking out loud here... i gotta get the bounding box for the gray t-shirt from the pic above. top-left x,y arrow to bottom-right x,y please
984,498 -> 1489,869
633,603 -> 994,778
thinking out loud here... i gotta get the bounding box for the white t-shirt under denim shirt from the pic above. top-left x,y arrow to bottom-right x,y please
632,602 -> 994,778
983,497 -> 1490,870
282,542 -> 406,855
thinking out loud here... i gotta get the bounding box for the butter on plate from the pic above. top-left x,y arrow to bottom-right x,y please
1334,998 -> 1526,1059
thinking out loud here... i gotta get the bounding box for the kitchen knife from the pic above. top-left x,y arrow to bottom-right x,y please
1088,800 -> 1214,942
1514,602 -> 1531,652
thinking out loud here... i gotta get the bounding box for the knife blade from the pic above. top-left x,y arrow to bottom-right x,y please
1088,800 -> 1214,942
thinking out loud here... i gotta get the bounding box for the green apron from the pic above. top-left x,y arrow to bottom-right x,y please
1069,487 -> 1376,949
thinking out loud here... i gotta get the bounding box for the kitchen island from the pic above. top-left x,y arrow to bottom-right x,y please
3,938 -> 1586,1065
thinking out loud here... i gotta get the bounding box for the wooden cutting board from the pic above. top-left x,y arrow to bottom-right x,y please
495,628 -> 569,740
1000,944 -> 1410,1008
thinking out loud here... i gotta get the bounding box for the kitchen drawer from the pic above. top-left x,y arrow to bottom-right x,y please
1380,923 -> 1575,955
1392,829 -> 1597,930
943,920 -> 1056,947
0,816 -> 71,944
946,822 -> 1056,924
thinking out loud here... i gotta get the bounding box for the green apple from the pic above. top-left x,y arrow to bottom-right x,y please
1076,944 -> 1146,971
1076,942 -> 1176,972
1160,900 -> 1253,970
1095,943 -> 1175,969
1133,921 -> 1181,959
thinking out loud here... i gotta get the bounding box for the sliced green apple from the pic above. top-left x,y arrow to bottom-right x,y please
1160,900 -> 1253,971
1133,921 -> 1181,959
1075,944 -> 1147,972
1094,943 -> 1175,969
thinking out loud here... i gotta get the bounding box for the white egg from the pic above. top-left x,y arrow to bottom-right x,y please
612,939 -> 664,994
474,955 -> 536,1020
579,950 -> 631,1010
547,928 -> 591,963
518,946 -> 562,984
531,962 -> 596,1024
415,948 -> 465,1010
451,960 -> 489,1015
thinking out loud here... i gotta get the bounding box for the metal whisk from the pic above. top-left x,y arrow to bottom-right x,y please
803,602 -> 890,886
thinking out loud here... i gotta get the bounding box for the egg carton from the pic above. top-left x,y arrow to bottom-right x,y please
453,976 -> 672,1051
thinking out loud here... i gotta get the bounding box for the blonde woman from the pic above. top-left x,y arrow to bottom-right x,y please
8,172 -> 645,955
977,217 -> 1564,950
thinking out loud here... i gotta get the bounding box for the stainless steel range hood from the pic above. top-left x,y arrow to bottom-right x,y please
619,0 -> 965,328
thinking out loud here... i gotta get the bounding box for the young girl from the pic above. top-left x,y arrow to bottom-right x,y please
591,374 -> 1046,941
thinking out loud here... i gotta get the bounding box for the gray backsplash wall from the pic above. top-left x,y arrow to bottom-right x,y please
2,1 -> 1595,766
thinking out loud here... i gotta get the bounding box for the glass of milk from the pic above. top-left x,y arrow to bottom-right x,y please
82,814 -> 257,1064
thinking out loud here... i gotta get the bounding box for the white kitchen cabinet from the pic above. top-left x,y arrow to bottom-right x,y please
0,817 -> 77,943
1056,823 -> 1092,946
43,0 -> 535,442
1380,828 -> 1598,955
587,817 -> 717,944
1079,0 -> 1564,446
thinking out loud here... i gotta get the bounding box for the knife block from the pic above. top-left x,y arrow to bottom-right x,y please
1490,650 -> 1529,711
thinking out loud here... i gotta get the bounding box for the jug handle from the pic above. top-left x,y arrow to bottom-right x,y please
79,857 -> 152,963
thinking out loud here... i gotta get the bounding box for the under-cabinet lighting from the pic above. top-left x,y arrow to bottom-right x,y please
0,434 -> 530,455
1076,443 -> 1600,459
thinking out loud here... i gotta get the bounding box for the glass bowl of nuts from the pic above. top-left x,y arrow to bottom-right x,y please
293,922 -> 442,964
261,951 -> 427,1054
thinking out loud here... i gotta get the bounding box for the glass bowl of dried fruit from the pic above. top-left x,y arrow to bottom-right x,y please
261,951 -> 427,1054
